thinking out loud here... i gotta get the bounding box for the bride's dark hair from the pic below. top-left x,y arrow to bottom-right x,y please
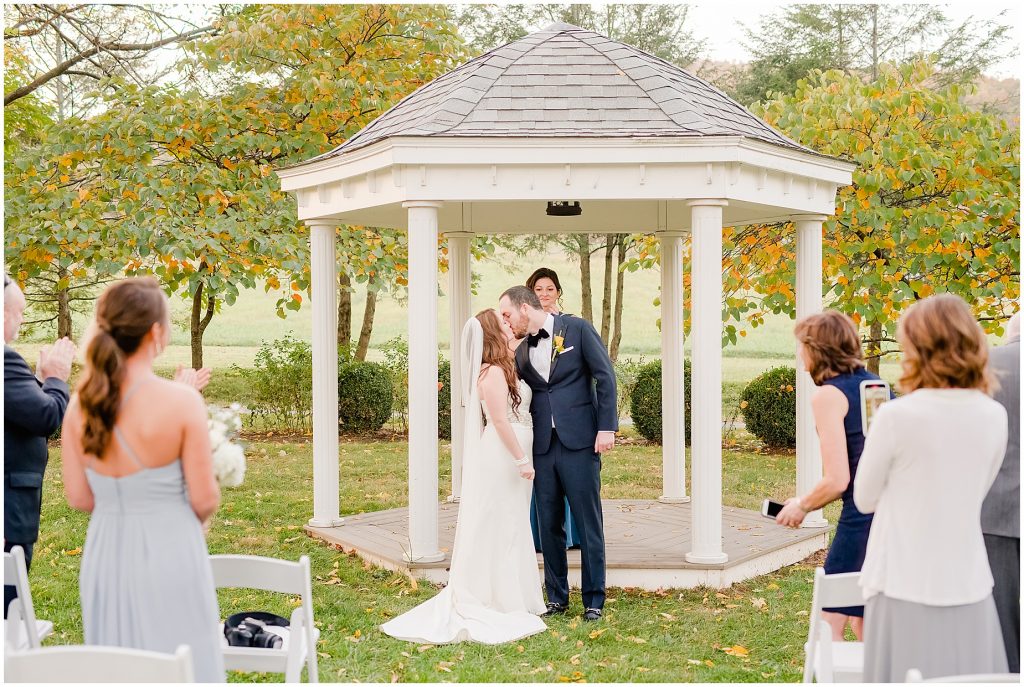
476,309 -> 521,411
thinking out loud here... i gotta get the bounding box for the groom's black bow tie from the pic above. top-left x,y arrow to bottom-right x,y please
527,329 -> 550,348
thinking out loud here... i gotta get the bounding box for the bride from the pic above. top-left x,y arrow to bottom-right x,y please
381,309 -> 546,644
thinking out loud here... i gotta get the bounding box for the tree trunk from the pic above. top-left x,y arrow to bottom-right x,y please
190,280 -> 216,368
870,5 -> 879,80
576,234 -> 594,323
610,235 -> 628,361
600,237 -> 615,343
56,266 -> 72,339
338,269 -> 352,354
866,320 -> 883,375
356,281 -> 377,361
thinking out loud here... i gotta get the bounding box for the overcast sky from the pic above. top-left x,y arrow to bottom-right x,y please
687,2 -> 1020,78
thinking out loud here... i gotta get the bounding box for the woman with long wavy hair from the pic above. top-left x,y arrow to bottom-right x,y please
381,309 -> 546,644
61,277 -> 224,681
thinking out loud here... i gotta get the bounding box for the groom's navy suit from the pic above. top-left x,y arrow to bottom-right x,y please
516,313 -> 617,610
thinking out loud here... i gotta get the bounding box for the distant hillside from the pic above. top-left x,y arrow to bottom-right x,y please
690,59 -> 1020,124
967,75 -> 1020,123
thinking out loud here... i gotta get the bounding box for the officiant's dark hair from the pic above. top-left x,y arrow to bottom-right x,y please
79,277 -> 167,457
526,267 -> 562,295
501,285 -> 541,311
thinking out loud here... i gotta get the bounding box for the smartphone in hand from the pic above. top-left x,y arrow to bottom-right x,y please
860,380 -> 891,436
761,498 -> 785,519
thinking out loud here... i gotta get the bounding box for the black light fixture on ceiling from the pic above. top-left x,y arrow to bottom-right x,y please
546,201 -> 582,217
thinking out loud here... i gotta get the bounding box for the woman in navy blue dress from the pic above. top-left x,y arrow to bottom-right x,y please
776,310 -> 889,641
525,268 -> 581,551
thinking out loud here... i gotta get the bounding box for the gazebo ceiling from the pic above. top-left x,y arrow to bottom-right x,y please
277,23 -> 855,231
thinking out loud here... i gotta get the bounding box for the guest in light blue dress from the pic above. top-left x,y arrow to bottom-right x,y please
61,278 -> 224,682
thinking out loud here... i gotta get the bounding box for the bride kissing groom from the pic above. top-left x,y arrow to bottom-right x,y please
381,286 -> 617,645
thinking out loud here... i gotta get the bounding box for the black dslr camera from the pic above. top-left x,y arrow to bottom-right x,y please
224,615 -> 284,650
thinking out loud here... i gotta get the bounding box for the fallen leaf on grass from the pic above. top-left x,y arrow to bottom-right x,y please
715,592 -> 728,599
796,610 -> 808,616
723,645 -> 750,657
436,661 -> 454,672
570,654 -> 581,665
626,636 -> 646,644
751,597 -> 767,609
417,644 -> 433,653
725,604 -> 739,609
687,659 -> 702,665
659,612 -> 676,621
63,548 -> 82,556
588,628 -> 607,639
517,645 -> 525,653
576,640 -> 584,648
704,660 -> 715,667
766,582 -> 780,590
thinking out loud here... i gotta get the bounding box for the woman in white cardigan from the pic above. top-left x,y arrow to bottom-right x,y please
854,294 -> 1009,681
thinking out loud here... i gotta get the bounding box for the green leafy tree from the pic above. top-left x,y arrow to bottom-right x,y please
731,4 -> 1014,106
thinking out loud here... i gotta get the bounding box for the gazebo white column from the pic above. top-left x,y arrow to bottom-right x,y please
794,215 -> 829,528
306,218 -> 343,528
685,199 -> 729,564
446,231 -> 474,502
657,229 -> 689,504
404,201 -> 445,562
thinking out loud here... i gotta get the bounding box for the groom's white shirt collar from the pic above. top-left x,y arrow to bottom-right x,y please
542,312 -> 555,335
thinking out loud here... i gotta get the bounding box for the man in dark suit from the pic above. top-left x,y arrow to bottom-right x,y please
4,274 -> 75,617
499,286 -> 617,622
982,312 -> 1020,672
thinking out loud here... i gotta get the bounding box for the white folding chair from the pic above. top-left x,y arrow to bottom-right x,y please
803,567 -> 865,683
4,644 -> 194,682
906,668 -> 1021,683
210,554 -> 318,683
3,546 -> 53,650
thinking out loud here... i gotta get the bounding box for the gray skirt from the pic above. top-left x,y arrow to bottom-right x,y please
863,593 -> 1009,682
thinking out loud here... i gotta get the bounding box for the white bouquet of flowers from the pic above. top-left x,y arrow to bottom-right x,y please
209,403 -> 246,488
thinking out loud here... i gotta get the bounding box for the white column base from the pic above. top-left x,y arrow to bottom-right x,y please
308,516 -> 345,528
658,495 -> 691,504
444,495 -> 461,504
403,551 -> 446,564
685,550 -> 729,565
801,515 -> 829,528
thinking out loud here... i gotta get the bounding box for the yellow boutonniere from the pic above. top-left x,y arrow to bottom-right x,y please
553,335 -> 566,354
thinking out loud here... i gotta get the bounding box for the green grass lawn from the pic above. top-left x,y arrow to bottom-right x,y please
33,436 -> 839,682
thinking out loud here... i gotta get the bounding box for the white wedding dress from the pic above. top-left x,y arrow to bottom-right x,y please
381,320 -> 546,645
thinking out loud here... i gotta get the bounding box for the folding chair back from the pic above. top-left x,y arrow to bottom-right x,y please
803,567 -> 865,682
210,554 -> 318,683
906,668 -> 1021,683
4,644 -> 194,683
3,546 -> 53,650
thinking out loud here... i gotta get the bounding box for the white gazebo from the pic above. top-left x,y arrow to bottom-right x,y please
277,23 -> 855,586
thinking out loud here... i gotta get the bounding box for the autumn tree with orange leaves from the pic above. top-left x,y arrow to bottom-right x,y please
632,60 -> 1019,372
5,5 -> 464,366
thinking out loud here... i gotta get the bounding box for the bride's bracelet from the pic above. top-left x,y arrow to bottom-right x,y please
513,456 -> 531,466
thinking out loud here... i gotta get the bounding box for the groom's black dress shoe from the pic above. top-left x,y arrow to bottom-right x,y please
541,602 -> 568,617
582,608 -> 603,621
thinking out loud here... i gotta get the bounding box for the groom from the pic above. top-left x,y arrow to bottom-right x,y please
499,286 -> 617,621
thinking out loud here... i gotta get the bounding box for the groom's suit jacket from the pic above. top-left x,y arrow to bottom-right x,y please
515,314 -> 618,455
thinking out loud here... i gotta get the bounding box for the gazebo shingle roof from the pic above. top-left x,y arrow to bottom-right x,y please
315,22 -> 810,160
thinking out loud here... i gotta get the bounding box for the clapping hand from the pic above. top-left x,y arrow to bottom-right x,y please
38,337 -> 76,382
175,364 -> 212,392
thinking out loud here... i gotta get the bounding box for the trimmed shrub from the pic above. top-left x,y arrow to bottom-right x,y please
438,359 -> 452,440
614,356 -> 647,420
237,334 -> 313,432
740,366 -> 797,449
338,361 -> 394,433
629,359 -> 692,445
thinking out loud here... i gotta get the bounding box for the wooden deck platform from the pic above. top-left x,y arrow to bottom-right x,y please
306,499 -> 829,590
